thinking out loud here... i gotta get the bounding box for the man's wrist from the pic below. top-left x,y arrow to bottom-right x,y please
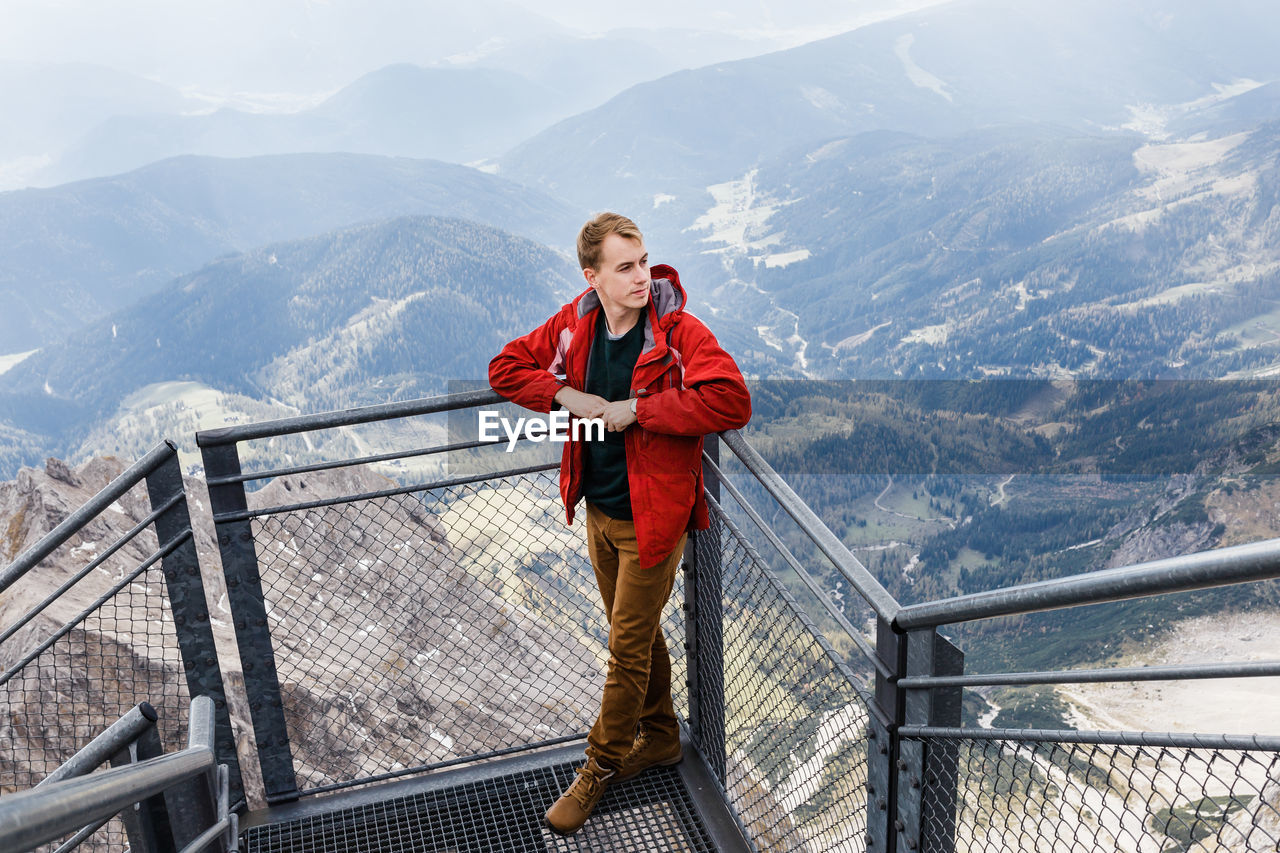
630,398 -> 638,416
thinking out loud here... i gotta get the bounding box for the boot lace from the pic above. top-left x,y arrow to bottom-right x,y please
569,763 -> 609,808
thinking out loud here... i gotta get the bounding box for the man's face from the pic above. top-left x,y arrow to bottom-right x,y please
585,234 -> 650,314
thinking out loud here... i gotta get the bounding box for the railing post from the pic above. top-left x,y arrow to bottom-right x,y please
867,617 -> 906,853
143,444 -> 243,807
686,434 -> 727,784
897,630 -> 963,853
159,698 -> 223,851
199,440 -> 299,803
118,725 -> 178,853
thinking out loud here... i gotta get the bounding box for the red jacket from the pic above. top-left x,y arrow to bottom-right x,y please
488,264 -> 751,567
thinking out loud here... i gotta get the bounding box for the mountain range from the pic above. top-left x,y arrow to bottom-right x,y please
689,118 -> 1280,380
0,216 -> 576,469
3,0 -> 1280,473
44,65 -> 563,185
0,154 -> 578,352
501,0 -> 1280,210
4,1 -> 1280,788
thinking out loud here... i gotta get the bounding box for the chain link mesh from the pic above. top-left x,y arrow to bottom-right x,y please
0,480 -> 193,852
914,736 -> 1280,852
246,464 -> 878,850
249,470 -> 688,794
708,501 -> 875,853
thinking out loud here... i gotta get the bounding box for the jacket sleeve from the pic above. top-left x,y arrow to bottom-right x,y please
637,317 -> 751,436
488,306 -> 572,414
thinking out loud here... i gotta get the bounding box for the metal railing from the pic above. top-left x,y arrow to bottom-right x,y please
712,426 -> 1280,853
0,441 -> 240,846
885,544 -> 1280,853
188,389 -> 890,850
0,696 -> 237,853
3,389 -> 1279,852
190,389 -> 1280,852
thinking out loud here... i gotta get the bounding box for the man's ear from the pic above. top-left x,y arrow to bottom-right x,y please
583,267 -> 598,288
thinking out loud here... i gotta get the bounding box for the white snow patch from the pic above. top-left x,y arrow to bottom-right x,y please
894,33 -> 953,102
831,321 -> 891,353
70,541 -> 99,559
763,249 -> 810,268
1134,132 -> 1249,185
691,170 -> 804,264
1011,280 -> 1035,311
428,729 -> 455,751
900,552 -> 921,580
0,350 -> 37,376
901,323 -> 950,345
1111,280 -> 1228,310
805,139 -> 851,163
756,308 -> 811,371
851,540 -> 910,552
1099,132 -> 1256,237
691,170 -> 777,252
1122,78 -> 1265,139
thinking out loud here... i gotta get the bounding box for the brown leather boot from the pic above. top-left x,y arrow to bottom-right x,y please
545,757 -> 616,835
616,725 -> 683,782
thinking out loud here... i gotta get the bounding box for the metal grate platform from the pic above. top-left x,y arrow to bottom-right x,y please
239,744 -> 742,853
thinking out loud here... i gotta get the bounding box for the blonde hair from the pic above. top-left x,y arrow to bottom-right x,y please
576,212 -> 643,271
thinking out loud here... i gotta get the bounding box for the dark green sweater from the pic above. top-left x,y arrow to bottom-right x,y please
582,311 -> 644,519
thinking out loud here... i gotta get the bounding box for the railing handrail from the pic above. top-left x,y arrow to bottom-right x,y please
894,534 -> 1280,629
0,440 -> 177,595
718,428 -> 901,620
898,658 -> 1280,688
195,388 -> 504,447
192,389 -> 1280,631
37,702 -> 158,787
0,696 -> 217,853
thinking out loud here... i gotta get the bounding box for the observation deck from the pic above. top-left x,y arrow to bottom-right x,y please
2,389 -> 1279,852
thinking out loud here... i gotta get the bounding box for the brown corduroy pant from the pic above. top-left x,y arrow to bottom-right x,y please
583,502 -> 686,770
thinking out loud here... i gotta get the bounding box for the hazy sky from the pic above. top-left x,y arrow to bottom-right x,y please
0,0 -> 950,97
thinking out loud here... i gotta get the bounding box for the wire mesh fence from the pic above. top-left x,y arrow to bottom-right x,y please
247,469 -> 689,794
913,735 -> 1280,853
709,501 -> 875,853
241,458 -> 879,849
0,476 -> 193,852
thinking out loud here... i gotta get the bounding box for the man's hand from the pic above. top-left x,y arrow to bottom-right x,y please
554,387 -> 609,420
599,399 -> 638,432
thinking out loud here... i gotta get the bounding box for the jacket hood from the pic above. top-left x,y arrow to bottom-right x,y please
572,263 -> 687,326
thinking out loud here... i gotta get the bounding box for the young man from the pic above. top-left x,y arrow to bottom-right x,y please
488,212 -> 751,835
